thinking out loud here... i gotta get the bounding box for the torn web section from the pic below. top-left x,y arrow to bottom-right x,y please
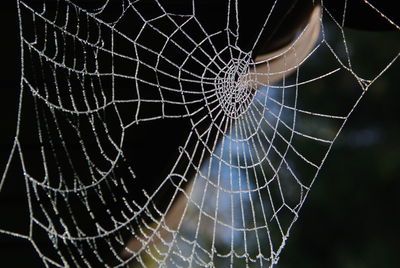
17,2 -> 145,267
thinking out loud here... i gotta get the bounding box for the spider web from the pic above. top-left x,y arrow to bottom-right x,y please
0,0 -> 398,267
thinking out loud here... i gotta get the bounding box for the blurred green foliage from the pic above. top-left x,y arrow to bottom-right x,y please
278,29 -> 400,268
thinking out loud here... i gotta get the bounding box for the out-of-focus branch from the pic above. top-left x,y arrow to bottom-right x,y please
121,184 -> 191,259
247,6 -> 321,86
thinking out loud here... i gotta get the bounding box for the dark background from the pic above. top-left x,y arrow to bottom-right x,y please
278,28 -> 400,267
1,1 -> 399,267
